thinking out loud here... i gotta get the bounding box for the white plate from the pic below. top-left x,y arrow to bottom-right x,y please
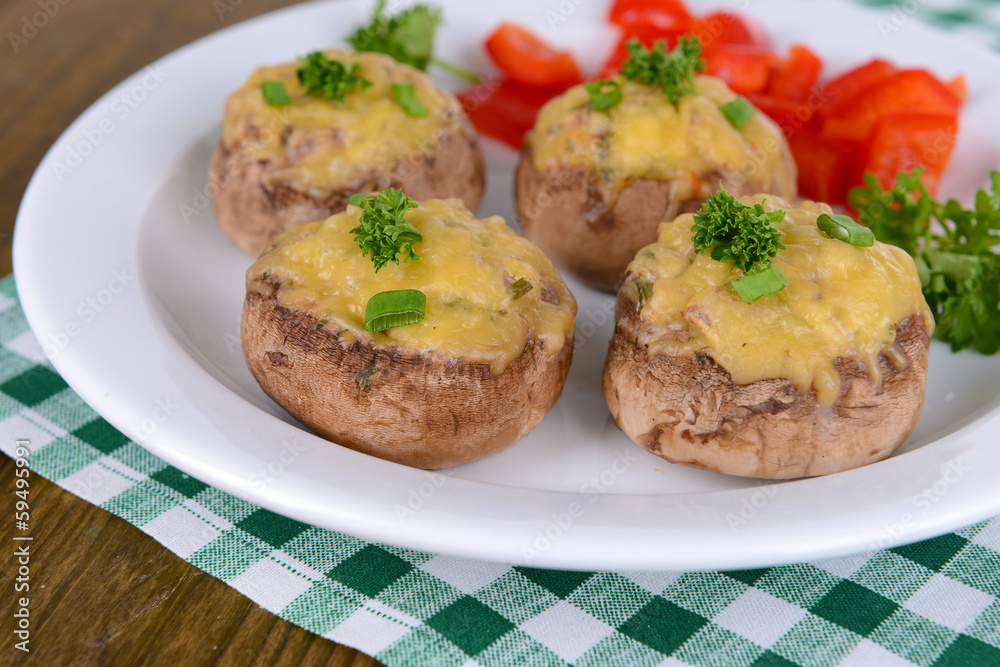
14,0 -> 1000,571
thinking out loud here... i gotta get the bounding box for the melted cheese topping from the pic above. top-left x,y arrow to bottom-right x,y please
222,50 -> 456,196
627,196 -> 933,406
528,76 -> 796,201
247,199 -> 577,373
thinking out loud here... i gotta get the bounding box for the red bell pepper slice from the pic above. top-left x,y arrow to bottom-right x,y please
787,130 -> 857,206
947,75 -> 968,105
691,11 -> 771,53
857,112 -> 958,195
821,69 -> 961,143
818,59 -> 899,122
608,0 -> 693,30
703,45 -> 779,96
746,93 -> 817,135
764,45 -> 823,102
457,79 -> 555,150
485,23 -> 582,90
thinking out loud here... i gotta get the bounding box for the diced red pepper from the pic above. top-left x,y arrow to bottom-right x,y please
691,11 -> 771,53
817,59 -> 899,121
746,93 -> 817,135
457,79 -> 556,150
764,45 -> 823,102
787,130 -> 857,205
856,112 -> 959,195
947,75 -> 968,105
485,23 -> 582,90
821,69 -> 961,143
608,0 -> 693,30
703,45 -> 779,96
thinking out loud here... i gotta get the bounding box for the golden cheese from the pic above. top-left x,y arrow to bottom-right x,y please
222,50 -> 455,196
527,76 -> 796,201
247,199 -> 577,373
627,195 -> 933,407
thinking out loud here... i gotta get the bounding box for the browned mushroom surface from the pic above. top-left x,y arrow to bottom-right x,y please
242,199 -> 576,469
211,51 -> 484,256
603,195 -> 933,479
516,76 -> 797,291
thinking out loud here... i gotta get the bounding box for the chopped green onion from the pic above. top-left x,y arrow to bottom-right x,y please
261,81 -> 291,106
509,278 -> 533,299
721,97 -> 756,128
731,262 -> 789,304
817,213 -> 875,247
585,80 -> 623,111
364,289 -> 426,332
637,280 -> 653,308
391,82 -> 428,117
349,192 -> 374,207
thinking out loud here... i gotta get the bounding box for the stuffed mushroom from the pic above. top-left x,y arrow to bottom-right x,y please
603,193 -> 933,479
242,192 -> 576,469
516,59 -> 797,291
211,50 -> 484,256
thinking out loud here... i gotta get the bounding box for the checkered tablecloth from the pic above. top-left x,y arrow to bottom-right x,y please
5,284 -> 1000,667
6,1 -> 1000,665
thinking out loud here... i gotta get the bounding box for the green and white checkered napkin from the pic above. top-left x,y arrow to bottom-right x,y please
7,1 -> 1000,663
4,266 -> 1000,667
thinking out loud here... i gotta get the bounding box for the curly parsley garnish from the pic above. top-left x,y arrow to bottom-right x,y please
297,52 -> 372,103
850,168 -> 1000,354
621,35 -> 704,103
350,188 -> 423,273
691,187 -> 788,303
347,0 -> 478,83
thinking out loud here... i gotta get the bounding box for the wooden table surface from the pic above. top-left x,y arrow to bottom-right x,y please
0,1 -> 381,663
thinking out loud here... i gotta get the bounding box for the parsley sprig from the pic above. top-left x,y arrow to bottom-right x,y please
297,52 -> 372,103
691,188 -> 788,304
692,188 -> 785,273
350,189 -> 423,273
849,169 -> 1000,354
621,36 -> 704,103
347,0 -> 478,83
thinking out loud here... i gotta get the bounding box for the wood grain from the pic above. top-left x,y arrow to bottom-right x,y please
0,456 -> 381,665
0,0 -> 382,663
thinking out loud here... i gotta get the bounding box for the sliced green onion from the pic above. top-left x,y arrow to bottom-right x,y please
584,79 -> 623,111
721,96 -> 756,128
732,261 -> 789,304
391,83 -> 428,117
349,192 -> 374,207
261,81 -> 291,106
364,289 -> 426,332
637,280 -> 654,308
817,213 -> 875,247
509,278 -> 533,299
